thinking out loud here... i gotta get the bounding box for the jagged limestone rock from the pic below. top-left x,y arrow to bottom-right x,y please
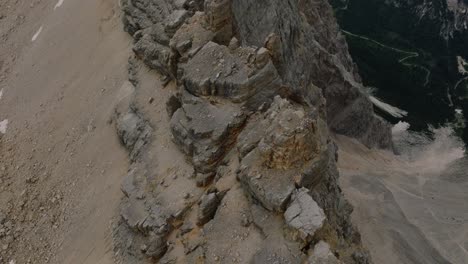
115,110 -> 152,161
120,198 -> 170,236
165,94 -> 182,118
195,172 -> 215,187
121,0 -> 176,35
285,188 -> 326,241
237,97 -> 329,211
170,12 -> 215,58
204,0 -> 233,43
123,1 -> 192,79
196,190 -> 225,226
231,0 -> 392,149
164,9 -> 190,37
145,234 -> 168,259
116,1 -> 380,263
308,241 -> 343,264
133,33 -> 173,77
170,91 -> 246,173
181,41 -> 282,107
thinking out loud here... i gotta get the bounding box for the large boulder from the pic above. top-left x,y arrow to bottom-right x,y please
120,198 -> 170,236
180,41 -> 282,108
121,0 -> 177,35
196,189 -> 226,226
170,12 -> 215,58
170,91 -> 246,173
237,97 -> 330,211
285,188 -> 326,241
115,110 -> 152,161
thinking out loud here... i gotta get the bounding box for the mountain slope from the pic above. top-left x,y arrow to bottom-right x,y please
331,0 -> 468,143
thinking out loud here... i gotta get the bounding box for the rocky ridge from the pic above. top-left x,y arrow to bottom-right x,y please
112,0 -> 391,263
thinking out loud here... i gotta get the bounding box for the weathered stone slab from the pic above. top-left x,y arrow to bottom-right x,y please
237,97 -> 330,211
181,41 -> 282,105
285,188 -> 326,241
170,91 -> 246,172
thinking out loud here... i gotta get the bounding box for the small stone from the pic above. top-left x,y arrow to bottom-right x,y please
180,221 -> 194,235
197,192 -> 224,226
228,37 -> 240,50
284,188 -> 325,241
255,47 -> 270,69
195,172 -> 215,187
148,97 -> 154,104
166,95 -> 181,118
308,241 -> 343,263
145,235 -> 168,259
176,39 -> 193,53
140,244 -> 148,253
0,212 -> 6,224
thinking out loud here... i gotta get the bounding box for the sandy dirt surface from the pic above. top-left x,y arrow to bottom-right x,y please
336,135 -> 468,264
0,0 -> 132,263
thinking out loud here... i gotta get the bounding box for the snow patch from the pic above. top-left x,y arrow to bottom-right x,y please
392,121 -> 410,135
54,0 -> 65,10
0,119 -> 8,134
457,56 -> 468,75
369,96 -> 408,118
32,26 -> 43,42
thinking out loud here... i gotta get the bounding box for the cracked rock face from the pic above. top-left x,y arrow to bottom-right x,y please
231,0 -> 393,149
237,97 -> 329,212
144,235 -> 168,259
285,188 -> 326,241
116,110 -> 152,161
113,0 -> 387,263
180,41 -> 282,108
196,189 -> 225,226
120,198 -> 170,236
170,91 -> 246,173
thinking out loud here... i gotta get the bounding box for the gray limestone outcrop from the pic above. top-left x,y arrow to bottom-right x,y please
231,0 -> 392,149
308,241 -> 343,264
170,90 -> 246,173
285,188 -> 326,242
113,0 -> 388,263
196,188 -> 226,226
115,110 -> 152,161
180,41 -> 282,107
237,97 -> 329,212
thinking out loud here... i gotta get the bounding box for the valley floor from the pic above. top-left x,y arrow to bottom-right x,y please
336,135 -> 468,264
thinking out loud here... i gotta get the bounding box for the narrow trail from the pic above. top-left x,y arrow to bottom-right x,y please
342,30 -> 431,86
450,73 -> 468,106
449,57 -> 468,105
337,0 -> 349,11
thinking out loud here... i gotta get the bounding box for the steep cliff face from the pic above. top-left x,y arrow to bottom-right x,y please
231,0 -> 392,149
112,0 -> 392,263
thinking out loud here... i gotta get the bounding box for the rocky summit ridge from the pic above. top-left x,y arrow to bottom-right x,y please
111,0 -> 392,263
